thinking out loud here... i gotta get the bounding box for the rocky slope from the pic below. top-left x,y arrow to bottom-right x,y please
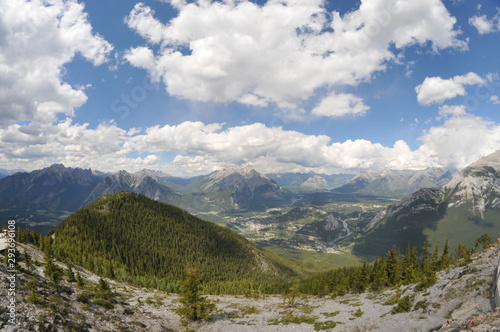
2,239 -> 499,331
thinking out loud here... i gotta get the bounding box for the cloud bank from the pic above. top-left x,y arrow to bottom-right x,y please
125,0 -> 467,116
2,112 -> 500,176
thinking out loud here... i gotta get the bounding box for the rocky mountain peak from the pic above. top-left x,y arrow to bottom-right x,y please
301,175 -> 328,189
209,165 -> 264,181
441,150 -> 500,213
138,169 -> 171,178
203,165 -> 285,209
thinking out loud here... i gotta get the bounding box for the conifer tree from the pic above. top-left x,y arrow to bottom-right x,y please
386,246 -> 402,286
95,278 -> 114,301
455,243 -> 472,263
431,244 -> 440,272
439,240 -> 452,269
371,256 -> 388,291
176,267 -> 216,326
421,240 -> 432,271
283,281 -> 301,308
44,255 -> 64,288
474,233 -> 493,251
402,245 -> 419,284
24,251 -> 32,269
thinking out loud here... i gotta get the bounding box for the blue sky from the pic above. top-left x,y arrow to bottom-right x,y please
0,0 -> 499,176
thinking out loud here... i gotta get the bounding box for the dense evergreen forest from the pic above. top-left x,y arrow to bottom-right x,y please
15,192 -> 492,296
24,192 -> 301,293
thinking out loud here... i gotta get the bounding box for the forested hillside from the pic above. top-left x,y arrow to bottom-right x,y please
49,192 -> 302,293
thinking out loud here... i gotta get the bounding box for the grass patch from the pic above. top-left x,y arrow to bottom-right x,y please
241,306 -> 261,315
268,310 -> 317,325
321,311 -> 340,317
353,308 -> 364,317
314,320 -> 343,330
414,300 -> 428,311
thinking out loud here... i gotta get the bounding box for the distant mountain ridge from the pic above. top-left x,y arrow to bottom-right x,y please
267,172 -> 353,189
81,169 -> 180,207
0,164 -> 287,212
357,150 -> 500,258
0,163 -> 458,214
334,167 -> 453,197
0,164 -> 100,211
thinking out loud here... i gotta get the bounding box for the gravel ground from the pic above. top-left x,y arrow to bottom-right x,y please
1,244 -> 500,331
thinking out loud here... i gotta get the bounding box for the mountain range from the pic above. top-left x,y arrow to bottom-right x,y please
267,172 -> 353,189
0,164 -> 457,215
333,167 -> 453,197
0,164 -> 289,213
356,150 -> 500,258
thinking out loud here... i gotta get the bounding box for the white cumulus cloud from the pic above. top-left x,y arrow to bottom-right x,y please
469,12 -> 500,34
125,0 -> 467,114
417,114 -> 500,169
312,93 -> 370,118
0,0 -> 113,127
437,105 -> 467,118
415,72 -> 485,106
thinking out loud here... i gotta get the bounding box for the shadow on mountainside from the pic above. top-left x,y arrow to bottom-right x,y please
352,199 -> 448,261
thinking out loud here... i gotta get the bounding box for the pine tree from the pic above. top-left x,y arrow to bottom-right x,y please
25,280 -> 43,305
473,233 -> 493,251
402,245 -> 419,284
439,240 -> 452,269
455,243 -> 472,264
371,256 -> 388,291
386,246 -> 402,286
176,267 -> 216,326
431,244 -> 440,272
283,281 -> 301,308
95,278 -> 114,301
44,255 -> 64,289
24,250 -> 32,269
421,240 -> 432,272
